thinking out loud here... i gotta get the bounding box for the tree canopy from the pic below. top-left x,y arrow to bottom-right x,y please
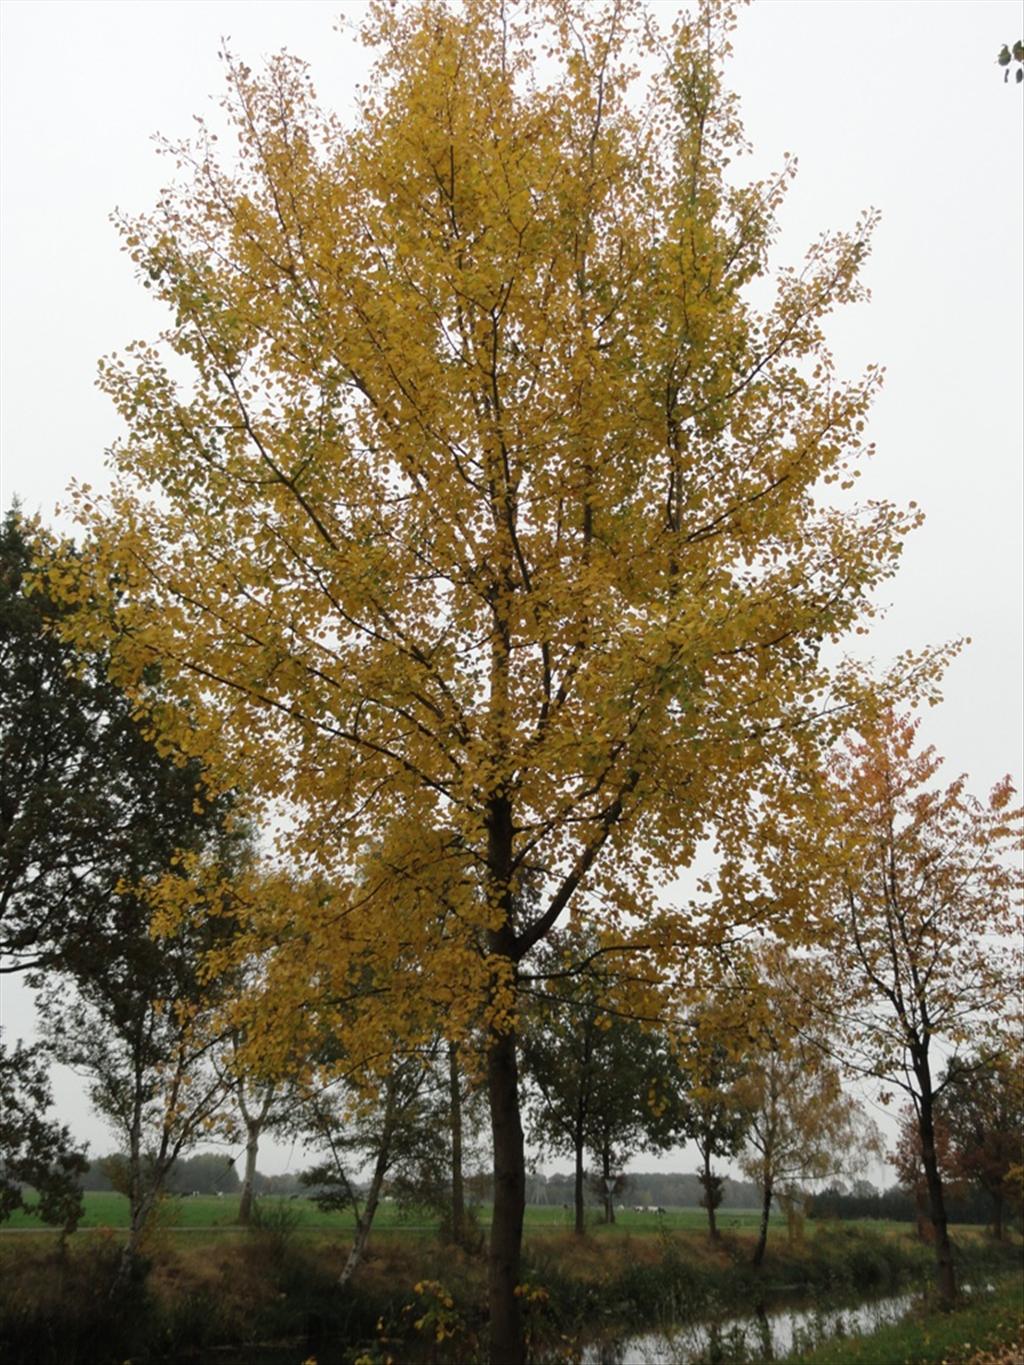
53,1 -> 939,1352
521,937 -> 675,1234
767,710 -> 1022,1303
0,1033 -> 87,1235
0,507 -> 234,975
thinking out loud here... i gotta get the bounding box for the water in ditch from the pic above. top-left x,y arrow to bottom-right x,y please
580,1286 -> 919,1364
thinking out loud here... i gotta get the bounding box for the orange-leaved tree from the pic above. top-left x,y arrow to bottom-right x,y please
57,1 -> 930,1353
817,713 -> 1022,1305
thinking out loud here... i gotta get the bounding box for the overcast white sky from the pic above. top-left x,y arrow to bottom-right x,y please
1,0 -> 1021,1180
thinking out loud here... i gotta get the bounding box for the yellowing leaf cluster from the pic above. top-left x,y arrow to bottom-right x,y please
54,1 -> 937,1064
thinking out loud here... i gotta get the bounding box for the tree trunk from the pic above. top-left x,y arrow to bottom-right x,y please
601,1143 -> 615,1225
487,1020 -> 526,1365
238,1128 -> 260,1225
700,1146 -> 720,1243
449,1042 -> 465,1247
918,1093 -> 957,1306
111,1189 -> 156,1298
338,1128 -> 389,1289
752,1178 -> 772,1267
573,1133 -> 585,1236
913,1180 -> 930,1241
705,1188 -> 719,1243
754,1303 -> 775,1361
484,772 -> 526,1365
127,1098 -> 143,1238
110,1096 -> 148,1297
991,1188 -> 1005,1242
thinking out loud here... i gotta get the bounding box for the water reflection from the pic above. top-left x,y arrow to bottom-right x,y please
581,1288 -> 916,1364
752,1304 -> 774,1362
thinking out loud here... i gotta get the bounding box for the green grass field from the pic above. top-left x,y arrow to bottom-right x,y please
1,1189 -> 782,1235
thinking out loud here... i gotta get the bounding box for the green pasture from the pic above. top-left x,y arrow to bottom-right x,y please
1,1190 -> 784,1235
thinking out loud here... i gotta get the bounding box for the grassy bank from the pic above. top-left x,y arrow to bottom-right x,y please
781,1274 -> 1024,1364
1,1205 -> 1019,1363
518,1223 -> 1021,1354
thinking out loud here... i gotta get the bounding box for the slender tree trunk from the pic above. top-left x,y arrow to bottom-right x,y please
991,1189 -> 1004,1242
573,1131 -> 585,1236
752,1177 -> 773,1267
754,1304 -> 775,1362
487,1019 -> 526,1365
913,1181 -> 931,1241
574,1010 -> 595,1236
449,1042 -> 465,1247
705,1185 -> 719,1243
128,1099 -> 143,1238
918,1093 -> 957,1306
238,1126 -> 260,1225
112,1200 -> 148,1297
700,1145 -> 719,1243
338,1126 -> 390,1289
111,1095 -> 148,1297
236,1081 -> 275,1227
601,1143 -> 615,1225
113,1175 -> 162,1298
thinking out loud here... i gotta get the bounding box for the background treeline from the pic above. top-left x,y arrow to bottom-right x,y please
77,1152 -> 306,1197
808,1181 -> 998,1226
71,1156 -> 999,1225
527,1170 -> 758,1210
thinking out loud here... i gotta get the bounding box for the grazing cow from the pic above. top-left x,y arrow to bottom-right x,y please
633,1205 -> 644,1213
656,1207 -> 666,1216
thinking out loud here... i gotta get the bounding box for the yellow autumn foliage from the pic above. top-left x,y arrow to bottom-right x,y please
53,0 -> 942,1079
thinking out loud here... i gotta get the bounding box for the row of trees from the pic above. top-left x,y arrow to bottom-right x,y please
1,490 -> 1021,1298
2,2 -> 1021,1355
3,503 -> 1019,1274
522,936 -> 1022,1260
